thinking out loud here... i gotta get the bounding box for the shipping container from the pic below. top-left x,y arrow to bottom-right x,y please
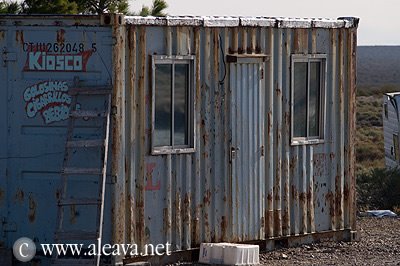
0,14 -> 359,265
383,92 -> 400,169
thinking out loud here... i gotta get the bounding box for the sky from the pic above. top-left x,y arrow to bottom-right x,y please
129,0 -> 399,46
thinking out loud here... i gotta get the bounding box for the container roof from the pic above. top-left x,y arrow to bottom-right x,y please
385,92 -> 400,97
125,16 -> 359,28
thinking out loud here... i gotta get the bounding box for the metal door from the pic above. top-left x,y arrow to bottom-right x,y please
3,25 -> 113,251
230,60 -> 265,241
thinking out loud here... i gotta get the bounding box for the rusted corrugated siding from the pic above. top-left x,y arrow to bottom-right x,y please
0,14 -> 358,265
121,18 -> 358,253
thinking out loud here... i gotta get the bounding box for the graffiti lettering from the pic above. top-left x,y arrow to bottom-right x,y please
24,50 -> 93,72
24,81 -> 72,124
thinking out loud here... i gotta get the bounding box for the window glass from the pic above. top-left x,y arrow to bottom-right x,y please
309,62 -> 321,137
174,64 -> 188,146
294,62 -> 307,138
154,64 -> 172,147
384,103 -> 388,119
292,56 -> 325,143
153,58 -> 193,152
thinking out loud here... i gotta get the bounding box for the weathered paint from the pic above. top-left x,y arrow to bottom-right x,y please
0,14 -> 359,265
122,17 -> 359,256
0,14 -> 114,257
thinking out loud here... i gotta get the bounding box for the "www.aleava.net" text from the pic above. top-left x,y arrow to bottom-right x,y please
40,239 -> 172,257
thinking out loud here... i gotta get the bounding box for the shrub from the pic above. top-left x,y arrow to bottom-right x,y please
357,168 -> 400,211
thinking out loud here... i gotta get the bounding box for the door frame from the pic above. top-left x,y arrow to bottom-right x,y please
228,55 -> 267,240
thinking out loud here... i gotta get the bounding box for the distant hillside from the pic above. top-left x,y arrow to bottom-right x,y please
358,46 -> 400,87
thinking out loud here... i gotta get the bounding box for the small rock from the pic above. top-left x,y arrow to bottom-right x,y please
281,253 -> 288,259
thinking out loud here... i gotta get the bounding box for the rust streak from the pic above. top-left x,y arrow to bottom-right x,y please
183,192 -> 191,224
335,174 -> 343,217
192,205 -> 201,246
239,27 -> 246,54
0,188 -> 4,205
15,30 -> 24,45
221,216 -> 227,241
230,27 -> 238,54
203,189 -> 212,206
273,210 -> 281,237
325,191 -> 335,218
265,209 -> 273,238
15,189 -> 24,203
70,204 -> 77,224
56,29 -> 65,44
267,111 -> 272,135
291,185 -> 299,201
28,194 -> 36,223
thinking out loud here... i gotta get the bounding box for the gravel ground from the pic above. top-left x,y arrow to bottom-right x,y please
260,217 -> 400,265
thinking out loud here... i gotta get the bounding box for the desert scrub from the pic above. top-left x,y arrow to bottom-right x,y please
357,168 -> 400,211
356,95 -> 385,173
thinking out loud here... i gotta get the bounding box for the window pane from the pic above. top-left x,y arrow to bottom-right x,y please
154,64 -> 172,146
174,64 -> 189,146
294,62 -> 307,137
309,62 -> 321,137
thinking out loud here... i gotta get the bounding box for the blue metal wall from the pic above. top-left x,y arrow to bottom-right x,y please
0,16 -> 114,249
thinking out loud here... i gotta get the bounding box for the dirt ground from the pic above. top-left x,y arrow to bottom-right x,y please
260,217 -> 400,265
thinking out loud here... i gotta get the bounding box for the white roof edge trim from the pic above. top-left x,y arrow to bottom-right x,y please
124,16 -> 359,28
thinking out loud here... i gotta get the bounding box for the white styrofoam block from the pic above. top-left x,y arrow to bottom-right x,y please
198,243 -> 213,264
210,243 -> 224,264
198,243 -> 259,265
223,244 -> 259,265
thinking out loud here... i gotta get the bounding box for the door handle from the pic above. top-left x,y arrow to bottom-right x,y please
230,146 -> 240,161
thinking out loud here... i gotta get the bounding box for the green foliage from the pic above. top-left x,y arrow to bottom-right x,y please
1,0 -> 168,15
21,0 -> 78,14
5,0 -> 131,14
0,1 -> 20,14
357,168 -> 400,211
139,0 -> 168,16
75,0 -> 129,14
139,6 -> 150,16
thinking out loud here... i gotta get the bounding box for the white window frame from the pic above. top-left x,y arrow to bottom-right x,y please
151,55 -> 196,155
291,54 -> 327,146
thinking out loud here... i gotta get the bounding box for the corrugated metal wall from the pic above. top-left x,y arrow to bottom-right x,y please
230,61 -> 265,241
0,15 -> 115,248
383,94 -> 400,169
0,15 -> 357,264
120,23 -> 357,251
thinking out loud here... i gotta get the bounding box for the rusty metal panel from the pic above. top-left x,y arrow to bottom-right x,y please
230,60 -> 265,241
0,14 -> 359,261
111,13 -> 126,260
125,24 -> 358,251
